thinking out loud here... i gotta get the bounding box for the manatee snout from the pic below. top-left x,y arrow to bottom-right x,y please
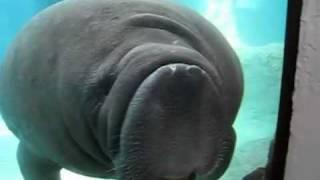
114,63 -> 229,179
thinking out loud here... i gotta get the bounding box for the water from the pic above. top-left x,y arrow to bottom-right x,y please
0,0 -> 288,179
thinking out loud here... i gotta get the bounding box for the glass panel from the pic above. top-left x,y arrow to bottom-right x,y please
0,0 -> 289,179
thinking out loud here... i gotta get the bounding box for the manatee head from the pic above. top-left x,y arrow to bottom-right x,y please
97,44 -> 238,180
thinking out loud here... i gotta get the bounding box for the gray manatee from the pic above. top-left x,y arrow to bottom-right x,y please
0,0 -> 243,180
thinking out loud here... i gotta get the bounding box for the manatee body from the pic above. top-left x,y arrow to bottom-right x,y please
0,0 -> 243,180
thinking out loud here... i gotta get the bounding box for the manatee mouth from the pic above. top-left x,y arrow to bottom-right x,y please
114,63 -> 225,180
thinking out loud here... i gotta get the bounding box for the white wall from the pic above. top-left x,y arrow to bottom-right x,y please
285,0 -> 320,180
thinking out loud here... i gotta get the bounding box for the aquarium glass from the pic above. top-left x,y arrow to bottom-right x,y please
0,0 -> 288,179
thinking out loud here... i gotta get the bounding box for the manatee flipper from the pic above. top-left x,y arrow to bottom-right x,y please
17,143 -> 62,180
196,129 -> 236,180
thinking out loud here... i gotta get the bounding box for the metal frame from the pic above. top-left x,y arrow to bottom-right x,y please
269,0 -> 303,179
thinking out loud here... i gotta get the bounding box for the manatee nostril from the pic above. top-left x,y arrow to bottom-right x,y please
168,64 -> 177,73
165,64 -> 205,77
186,65 -> 204,76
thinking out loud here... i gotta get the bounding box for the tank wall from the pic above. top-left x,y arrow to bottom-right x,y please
285,0 -> 320,179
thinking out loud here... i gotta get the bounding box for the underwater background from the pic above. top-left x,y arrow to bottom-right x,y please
0,0 -> 288,179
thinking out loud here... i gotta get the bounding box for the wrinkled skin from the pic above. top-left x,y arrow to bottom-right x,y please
0,0 -> 243,180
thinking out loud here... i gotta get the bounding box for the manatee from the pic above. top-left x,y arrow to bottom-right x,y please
0,0 -> 243,180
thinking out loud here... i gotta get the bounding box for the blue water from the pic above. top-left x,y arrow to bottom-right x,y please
0,0 -> 288,179
233,0 -> 287,46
